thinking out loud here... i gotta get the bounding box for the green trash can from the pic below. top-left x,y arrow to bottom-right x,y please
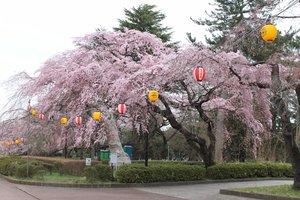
123,145 -> 133,159
100,150 -> 110,160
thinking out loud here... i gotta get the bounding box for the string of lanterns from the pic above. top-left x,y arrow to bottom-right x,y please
2,25 -> 278,148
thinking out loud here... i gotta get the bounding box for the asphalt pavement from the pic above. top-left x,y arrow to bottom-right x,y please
0,177 -> 293,200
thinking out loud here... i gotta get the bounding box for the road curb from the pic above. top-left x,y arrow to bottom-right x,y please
0,174 -> 293,188
220,189 -> 300,200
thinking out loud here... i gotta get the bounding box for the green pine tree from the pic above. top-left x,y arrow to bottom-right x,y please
114,4 -> 176,46
188,0 -> 300,62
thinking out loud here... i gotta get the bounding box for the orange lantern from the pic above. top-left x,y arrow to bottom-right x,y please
118,103 -> 126,114
75,116 -> 82,125
148,90 -> 159,103
5,141 -> 10,146
261,24 -> 278,43
15,139 -> 20,145
93,112 -> 101,121
61,117 -> 68,125
39,113 -> 45,120
31,109 -> 37,116
194,67 -> 206,81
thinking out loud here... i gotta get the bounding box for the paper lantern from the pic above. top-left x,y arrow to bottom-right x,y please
15,139 -> 20,145
261,24 -> 278,43
5,141 -> 10,146
118,103 -> 126,114
31,109 -> 37,116
61,117 -> 68,125
20,137 -> 26,142
75,116 -> 82,125
27,105 -> 32,111
10,141 -> 15,145
194,67 -> 206,81
148,90 -> 159,103
39,113 -> 45,120
93,112 -> 101,121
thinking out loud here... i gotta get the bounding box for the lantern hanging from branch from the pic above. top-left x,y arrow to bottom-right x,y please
20,137 -> 26,142
31,109 -> 37,116
75,116 -> 82,125
15,139 -> 20,145
118,103 -> 126,114
261,24 -> 278,43
5,141 -> 10,146
39,113 -> 45,120
194,67 -> 206,81
148,90 -> 159,103
61,117 -> 68,125
27,105 -> 32,111
10,141 -> 15,145
93,112 -> 101,121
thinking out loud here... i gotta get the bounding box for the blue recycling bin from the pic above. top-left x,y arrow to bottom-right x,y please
123,145 -> 133,159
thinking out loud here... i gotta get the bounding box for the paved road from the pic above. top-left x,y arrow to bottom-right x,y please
137,180 -> 293,200
0,177 -> 293,200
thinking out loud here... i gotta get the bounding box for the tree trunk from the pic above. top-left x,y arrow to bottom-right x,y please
271,63 -> 300,188
106,111 -> 131,165
294,84 -> 300,188
214,110 -> 224,162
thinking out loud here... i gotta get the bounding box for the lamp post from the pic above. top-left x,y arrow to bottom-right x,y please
26,100 -> 31,177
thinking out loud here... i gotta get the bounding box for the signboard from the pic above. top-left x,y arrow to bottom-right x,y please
85,158 -> 91,166
110,153 -> 118,165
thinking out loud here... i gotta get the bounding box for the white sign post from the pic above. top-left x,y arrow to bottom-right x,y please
109,153 -> 118,169
85,158 -> 92,166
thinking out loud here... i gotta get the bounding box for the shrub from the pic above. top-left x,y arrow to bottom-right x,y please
206,162 -> 293,179
84,166 -> 98,182
94,164 -> 113,181
15,163 -> 38,178
115,164 -> 206,183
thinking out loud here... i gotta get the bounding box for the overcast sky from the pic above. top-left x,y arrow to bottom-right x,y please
0,0 -> 299,109
0,0 -> 213,80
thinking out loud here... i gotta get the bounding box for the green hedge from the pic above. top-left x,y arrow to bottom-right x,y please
206,162 -> 293,179
115,164 -> 206,183
0,156 -> 46,177
84,164 -> 113,182
132,160 -> 203,166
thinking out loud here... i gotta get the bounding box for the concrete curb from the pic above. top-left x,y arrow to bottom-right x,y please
0,174 -> 293,188
220,189 -> 300,200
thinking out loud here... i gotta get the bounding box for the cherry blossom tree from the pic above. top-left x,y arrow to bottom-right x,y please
5,29 -> 174,164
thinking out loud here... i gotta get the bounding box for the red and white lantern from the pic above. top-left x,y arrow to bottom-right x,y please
27,105 -> 32,111
10,141 -> 15,145
194,67 -> 206,81
118,103 -> 126,114
20,137 -> 26,142
75,116 -> 82,125
39,113 -> 45,120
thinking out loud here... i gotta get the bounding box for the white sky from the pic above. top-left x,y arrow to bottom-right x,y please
0,0 -> 212,80
0,0 -> 299,109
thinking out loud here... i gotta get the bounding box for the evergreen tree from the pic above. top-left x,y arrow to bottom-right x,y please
114,4 -> 174,44
188,0 -> 300,62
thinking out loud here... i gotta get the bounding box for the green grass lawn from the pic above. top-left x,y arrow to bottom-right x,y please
11,172 -> 107,184
234,185 -> 300,198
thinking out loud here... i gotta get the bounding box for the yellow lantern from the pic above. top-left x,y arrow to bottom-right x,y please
15,139 -> 20,145
5,141 -> 10,146
261,24 -> 278,43
93,112 -> 101,121
148,90 -> 159,102
31,109 -> 37,116
61,117 -> 68,125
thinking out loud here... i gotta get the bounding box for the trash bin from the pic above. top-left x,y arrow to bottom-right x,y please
123,145 -> 133,159
100,150 -> 110,160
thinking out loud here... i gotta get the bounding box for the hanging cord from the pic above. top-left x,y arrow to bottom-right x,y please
228,0 -> 299,48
